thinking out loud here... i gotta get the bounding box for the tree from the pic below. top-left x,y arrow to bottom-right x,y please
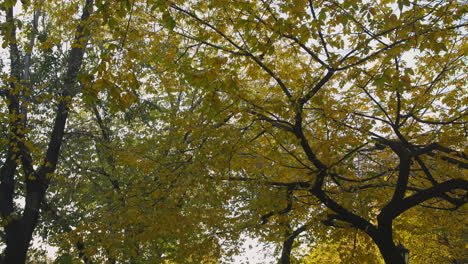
0,0 -> 94,262
1,0 -> 466,263
46,90 -> 234,263
158,0 -> 467,263
1,0 -> 237,262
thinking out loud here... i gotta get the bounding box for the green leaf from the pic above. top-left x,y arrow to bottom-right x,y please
162,11 -> 176,31
319,11 -> 327,21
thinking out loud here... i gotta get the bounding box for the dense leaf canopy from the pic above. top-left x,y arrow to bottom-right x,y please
0,0 -> 466,263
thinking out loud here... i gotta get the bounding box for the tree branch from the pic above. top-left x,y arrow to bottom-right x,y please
171,4 -> 293,98
382,179 -> 468,220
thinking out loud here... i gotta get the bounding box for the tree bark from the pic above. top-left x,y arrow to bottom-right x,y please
279,225 -> 307,264
279,236 -> 294,264
1,0 -> 93,262
372,233 -> 407,264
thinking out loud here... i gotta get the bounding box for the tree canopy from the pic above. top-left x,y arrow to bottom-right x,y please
0,0 -> 466,263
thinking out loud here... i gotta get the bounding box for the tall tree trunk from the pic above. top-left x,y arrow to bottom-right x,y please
1,0 -> 93,262
3,189 -> 44,263
3,178 -> 47,263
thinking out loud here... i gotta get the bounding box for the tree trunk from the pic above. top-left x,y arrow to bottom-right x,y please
0,0 -> 93,262
372,232 -> 407,264
3,186 -> 46,263
279,235 -> 294,264
279,224 -> 307,264
3,222 -> 26,264
3,220 -> 34,264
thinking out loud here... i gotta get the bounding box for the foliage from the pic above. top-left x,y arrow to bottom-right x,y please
0,0 -> 466,264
